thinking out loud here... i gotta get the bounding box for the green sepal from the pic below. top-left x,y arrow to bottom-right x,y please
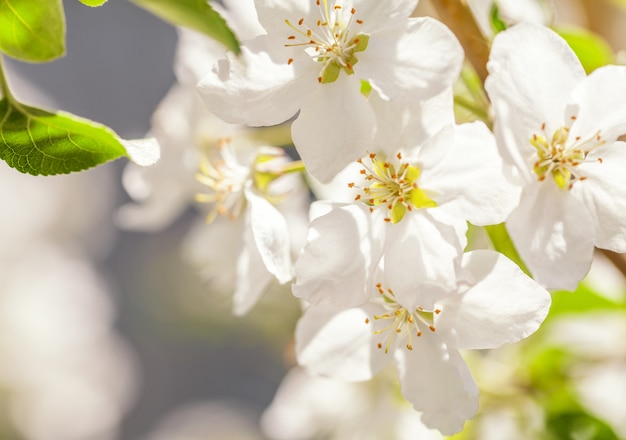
131,0 -> 240,54
0,98 -> 130,175
0,0 -> 66,62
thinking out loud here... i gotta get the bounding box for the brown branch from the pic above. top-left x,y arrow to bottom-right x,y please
429,0 -> 490,85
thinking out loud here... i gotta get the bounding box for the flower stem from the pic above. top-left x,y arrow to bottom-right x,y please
429,0 -> 490,85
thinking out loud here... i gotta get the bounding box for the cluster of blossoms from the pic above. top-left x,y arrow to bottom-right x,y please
122,0 -> 626,436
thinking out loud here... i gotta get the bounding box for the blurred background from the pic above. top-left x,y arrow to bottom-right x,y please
1,0 -> 626,439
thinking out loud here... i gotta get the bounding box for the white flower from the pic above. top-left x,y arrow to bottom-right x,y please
485,23 -> 626,289
293,119 -> 519,308
187,141 -> 304,315
198,0 -> 463,182
294,250 -> 551,435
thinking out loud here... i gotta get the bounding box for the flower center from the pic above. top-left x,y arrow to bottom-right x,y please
530,121 -> 605,190
349,152 -> 437,224
365,283 -> 440,354
195,140 -> 289,222
195,137 -> 251,222
284,0 -> 369,84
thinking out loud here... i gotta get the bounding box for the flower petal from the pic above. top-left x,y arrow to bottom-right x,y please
295,304 -> 390,382
253,0 -> 309,39
384,210 -> 466,310
396,336 -> 479,435
437,250 -> 551,350
371,87 -> 455,156
293,204 -> 385,307
359,17 -> 463,102
573,141 -> 626,252
486,23 -> 585,173
122,137 -> 161,167
234,222 -> 274,316
506,182 -> 595,290
292,74 -> 376,183
420,122 -> 521,225
567,65 -> 626,144
352,0 -> 419,34
197,37 -> 317,126
246,188 -> 293,285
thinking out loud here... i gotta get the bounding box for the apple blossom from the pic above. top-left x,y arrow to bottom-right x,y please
485,23 -> 626,290
198,0 -> 463,182
295,250 -> 551,435
190,139 -> 305,315
293,119 -> 519,308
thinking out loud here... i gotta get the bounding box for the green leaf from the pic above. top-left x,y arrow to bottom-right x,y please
489,2 -> 507,34
556,26 -> 615,73
550,282 -> 626,316
0,0 -> 65,62
78,0 -> 108,6
131,0 -> 240,54
0,98 -> 136,175
484,223 -> 530,276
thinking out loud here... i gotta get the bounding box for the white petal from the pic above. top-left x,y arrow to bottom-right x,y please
292,74 -> 376,183
384,211 -> 466,310
293,204 -> 384,308
246,188 -> 293,285
421,122 -> 521,225
295,304 -> 391,382
253,0 -> 309,39
507,182 -> 595,290
437,250 -> 551,350
567,65 -> 626,144
122,137 -> 161,167
197,38 -> 317,126
486,23 -> 585,175
233,222 -> 274,316
396,336 -> 479,435
573,142 -> 626,252
352,0 -> 419,34
486,23 -> 584,135
359,17 -> 463,102
371,87 -> 455,155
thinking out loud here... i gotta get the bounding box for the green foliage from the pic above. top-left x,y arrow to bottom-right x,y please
131,0 -> 240,54
550,283 -> 626,316
489,2 -> 507,34
484,223 -> 530,275
78,0 -> 108,6
0,0 -> 65,62
556,26 -> 615,73
0,98 -> 128,175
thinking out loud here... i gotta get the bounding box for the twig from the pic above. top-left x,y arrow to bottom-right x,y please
429,0 -> 490,85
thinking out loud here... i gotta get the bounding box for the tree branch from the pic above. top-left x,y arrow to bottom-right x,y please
429,0 -> 490,85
